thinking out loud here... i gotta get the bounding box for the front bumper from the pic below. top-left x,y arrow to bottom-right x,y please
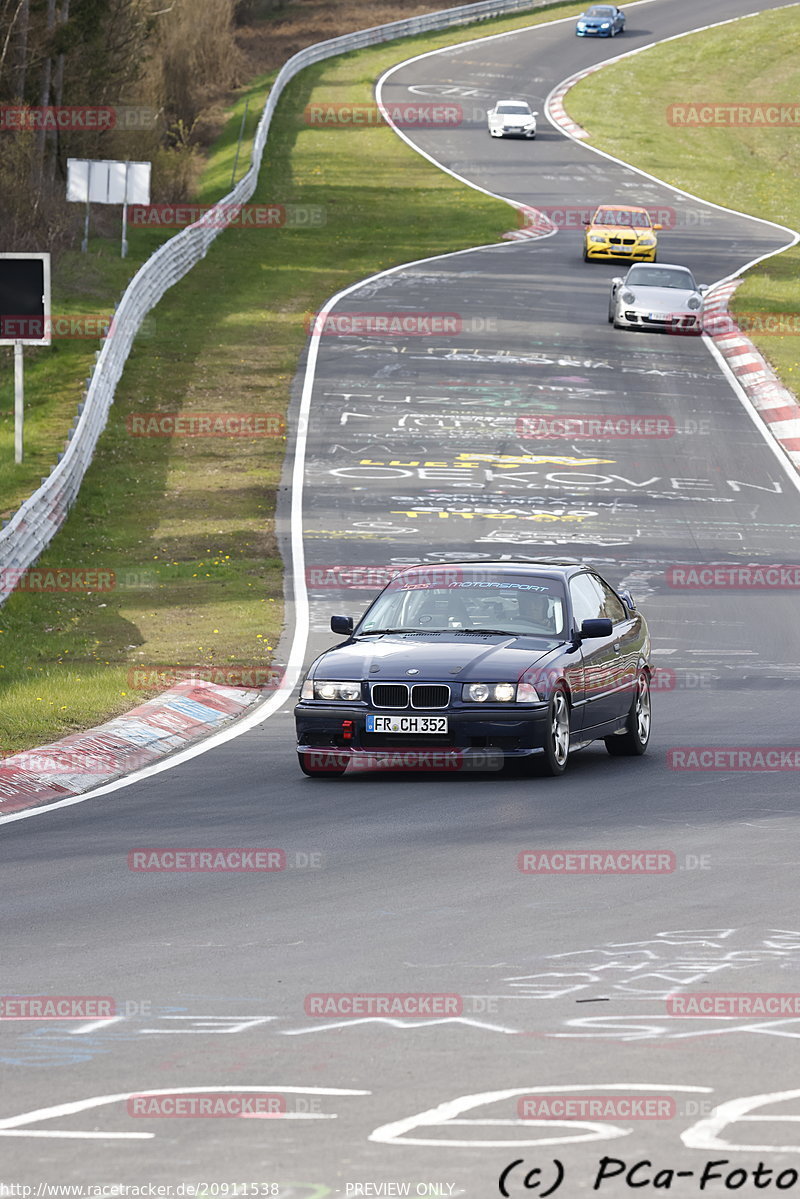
586,243 -> 656,262
615,308 -> 702,334
295,701 -> 551,763
576,26 -> 613,35
491,126 -> 536,138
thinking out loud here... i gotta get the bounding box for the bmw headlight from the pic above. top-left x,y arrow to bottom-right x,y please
462,682 -> 538,703
638,237 -> 656,246
577,21 -> 586,27
600,21 -> 610,26
621,290 -> 636,304
308,680 -> 362,701
687,295 -> 702,310
589,234 -> 606,243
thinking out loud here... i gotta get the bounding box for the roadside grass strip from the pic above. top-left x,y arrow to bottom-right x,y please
0,0 -> 588,757
563,5 -> 800,392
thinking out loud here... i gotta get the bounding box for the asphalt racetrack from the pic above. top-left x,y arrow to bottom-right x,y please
3,0 -> 800,1191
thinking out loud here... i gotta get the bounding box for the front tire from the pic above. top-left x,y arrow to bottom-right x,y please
539,688 -> 571,776
605,672 -> 651,756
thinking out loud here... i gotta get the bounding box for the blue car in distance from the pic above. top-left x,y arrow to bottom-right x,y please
295,560 -> 652,778
576,4 -> 626,35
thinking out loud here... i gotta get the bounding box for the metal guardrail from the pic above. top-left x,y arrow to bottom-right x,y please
0,0 -> 550,604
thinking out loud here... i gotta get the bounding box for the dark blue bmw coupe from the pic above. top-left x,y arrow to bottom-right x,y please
294,560 -> 652,777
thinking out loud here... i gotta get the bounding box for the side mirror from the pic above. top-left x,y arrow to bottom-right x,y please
582,218 -> 591,226
579,618 -> 613,640
532,110 -> 539,116
652,223 -> 663,231
618,589 -> 636,611
698,284 -> 709,294
610,276 -> 623,290
330,615 -> 354,635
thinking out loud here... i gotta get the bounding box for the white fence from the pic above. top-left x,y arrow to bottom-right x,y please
0,0 -> 549,603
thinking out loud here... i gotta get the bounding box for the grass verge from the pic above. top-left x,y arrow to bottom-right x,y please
565,6 -> 800,391
0,0 -> 588,756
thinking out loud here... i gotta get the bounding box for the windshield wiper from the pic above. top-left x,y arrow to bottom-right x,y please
450,628 -> 518,637
357,628 -> 442,636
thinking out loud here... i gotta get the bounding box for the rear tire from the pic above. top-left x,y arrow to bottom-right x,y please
298,751 -> 348,777
605,672 -> 651,756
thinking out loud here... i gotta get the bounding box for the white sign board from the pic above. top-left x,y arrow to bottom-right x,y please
67,159 -> 151,205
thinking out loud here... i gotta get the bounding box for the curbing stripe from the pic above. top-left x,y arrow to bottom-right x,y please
0,679 -> 264,815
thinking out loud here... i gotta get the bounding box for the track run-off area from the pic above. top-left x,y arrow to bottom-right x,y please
3,0 -> 800,1191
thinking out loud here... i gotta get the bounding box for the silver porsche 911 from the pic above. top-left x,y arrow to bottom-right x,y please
487,99 -> 538,139
608,263 -> 709,334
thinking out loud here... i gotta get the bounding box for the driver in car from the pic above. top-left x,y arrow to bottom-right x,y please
516,589 -> 555,633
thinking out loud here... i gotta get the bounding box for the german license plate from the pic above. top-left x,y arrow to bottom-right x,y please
616,247 -> 632,253
648,312 -> 667,320
366,714 -> 448,734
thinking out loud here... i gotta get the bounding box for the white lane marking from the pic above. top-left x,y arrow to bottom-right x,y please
0,1085 -> 371,1140
683,1087 -> 800,1152
369,1083 -> 712,1147
282,1016 -> 519,1035
68,1016 -> 125,1035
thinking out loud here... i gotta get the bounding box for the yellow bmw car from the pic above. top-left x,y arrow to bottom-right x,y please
583,205 -> 660,263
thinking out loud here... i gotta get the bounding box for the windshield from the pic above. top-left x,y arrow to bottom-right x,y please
358,573 -> 567,638
497,102 -> 531,114
593,208 -> 651,227
586,6 -> 616,14
627,266 -> 696,290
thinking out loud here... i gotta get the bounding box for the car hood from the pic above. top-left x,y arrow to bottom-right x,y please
581,16 -> 611,22
623,285 -> 698,310
592,223 -> 651,237
311,633 -> 558,682
496,113 -> 534,125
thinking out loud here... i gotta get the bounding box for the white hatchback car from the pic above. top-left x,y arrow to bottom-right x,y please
487,100 -> 538,139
